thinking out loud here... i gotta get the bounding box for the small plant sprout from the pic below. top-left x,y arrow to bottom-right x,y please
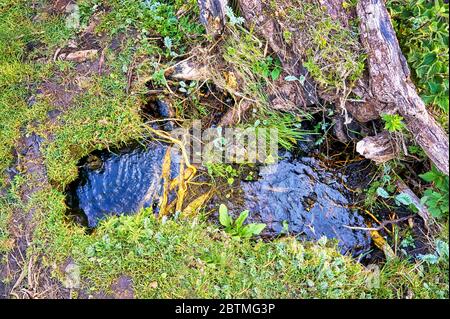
285,74 -> 306,85
178,81 -> 197,95
376,186 -> 419,211
225,6 -> 245,26
163,36 -> 178,57
381,113 -> 406,132
418,240 -> 449,264
219,204 -> 266,239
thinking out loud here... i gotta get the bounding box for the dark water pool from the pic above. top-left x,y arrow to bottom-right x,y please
67,142 -> 180,227
67,144 -> 370,255
213,153 -> 370,255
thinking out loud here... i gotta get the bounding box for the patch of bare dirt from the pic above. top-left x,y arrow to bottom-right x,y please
49,0 -> 76,15
110,275 -> 135,299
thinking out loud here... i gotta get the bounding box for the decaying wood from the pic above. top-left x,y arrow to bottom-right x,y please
344,77 -> 380,123
59,49 -> 98,63
166,58 -> 210,82
356,132 -> 399,164
198,0 -> 227,36
395,179 -> 430,230
357,0 -> 449,175
218,99 -> 253,126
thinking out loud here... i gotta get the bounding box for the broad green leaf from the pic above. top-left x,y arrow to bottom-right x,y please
219,204 -> 232,227
395,193 -> 413,206
436,240 -> 449,260
284,75 -> 298,82
235,210 -> 249,230
246,223 -> 266,236
418,253 -> 440,264
271,68 -> 282,81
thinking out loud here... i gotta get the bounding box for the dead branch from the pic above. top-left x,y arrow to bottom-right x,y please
198,0 -> 227,36
344,215 -> 414,232
356,131 -> 399,164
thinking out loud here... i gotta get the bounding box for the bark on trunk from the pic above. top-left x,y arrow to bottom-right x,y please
357,0 -> 449,175
198,0 -> 228,36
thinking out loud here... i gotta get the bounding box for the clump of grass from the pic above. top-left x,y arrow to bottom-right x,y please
220,25 -> 272,108
29,187 -> 448,298
41,74 -> 144,188
218,24 -> 310,150
278,0 -> 365,93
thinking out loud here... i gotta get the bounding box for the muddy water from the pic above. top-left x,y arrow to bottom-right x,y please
67,142 -> 180,227
67,144 -> 370,255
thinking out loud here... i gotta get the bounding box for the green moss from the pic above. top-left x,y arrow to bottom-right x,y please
41,74 -> 144,188
0,1 -> 72,185
282,30 -> 293,44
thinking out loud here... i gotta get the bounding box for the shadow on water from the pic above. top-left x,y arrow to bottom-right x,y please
209,151 -> 371,256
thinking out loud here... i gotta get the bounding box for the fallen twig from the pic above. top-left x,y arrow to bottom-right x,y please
344,215 -> 414,232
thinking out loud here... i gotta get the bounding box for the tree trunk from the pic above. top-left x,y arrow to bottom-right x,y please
357,0 -> 449,175
197,0 -> 228,36
195,0 -> 449,175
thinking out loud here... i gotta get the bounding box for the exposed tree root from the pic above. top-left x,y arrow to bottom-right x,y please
196,0 -> 449,174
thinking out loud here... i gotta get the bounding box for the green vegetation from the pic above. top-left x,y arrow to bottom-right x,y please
388,0 -> 449,127
206,163 -> 241,185
0,1 -> 67,185
0,0 -> 448,299
218,204 -> 266,239
222,23 -> 311,150
419,167 -> 449,218
284,0 -> 365,92
41,74 -> 144,188
27,187 -> 449,298
382,114 -> 406,133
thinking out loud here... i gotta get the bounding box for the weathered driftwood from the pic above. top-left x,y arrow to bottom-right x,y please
197,0 -> 227,36
356,131 -> 399,164
59,49 -> 98,63
357,0 -> 449,175
166,58 -> 210,82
